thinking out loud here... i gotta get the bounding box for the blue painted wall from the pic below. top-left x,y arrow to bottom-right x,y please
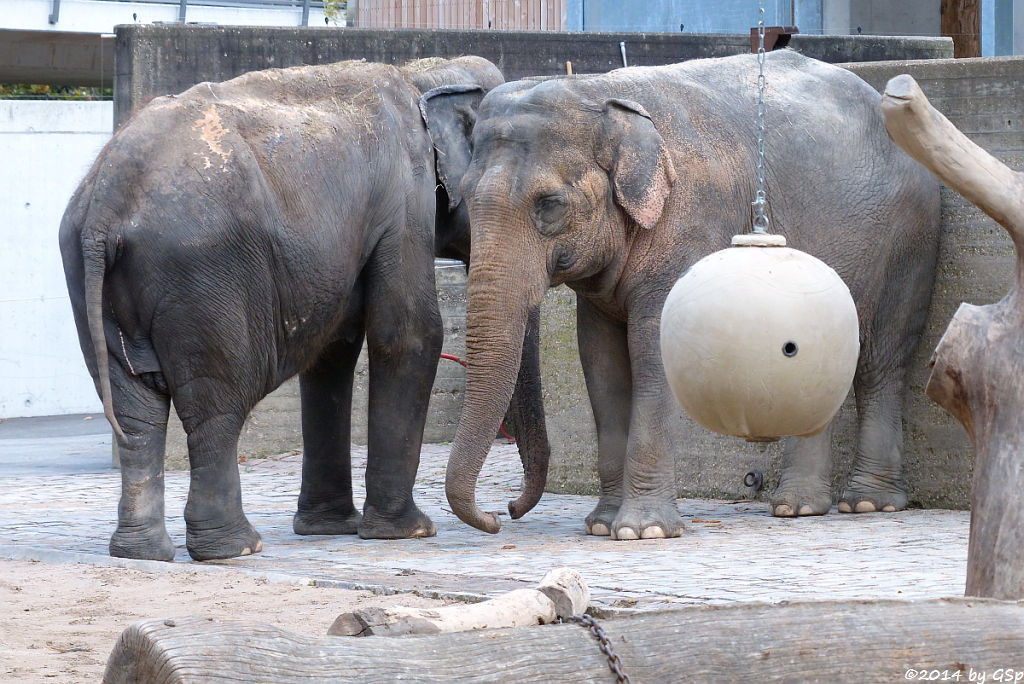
563,1 -> 1005,57
564,0 -> 794,33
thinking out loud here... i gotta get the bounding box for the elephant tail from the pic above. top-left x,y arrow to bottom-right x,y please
83,233 -> 125,442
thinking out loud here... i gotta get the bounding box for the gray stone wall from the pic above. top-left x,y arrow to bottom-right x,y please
113,24 -> 951,128
126,27 -> 1008,510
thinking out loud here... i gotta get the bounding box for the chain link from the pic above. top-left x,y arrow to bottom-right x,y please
560,613 -> 630,683
752,1 -> 770,233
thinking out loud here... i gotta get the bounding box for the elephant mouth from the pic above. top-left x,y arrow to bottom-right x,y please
551,248 -> 576,274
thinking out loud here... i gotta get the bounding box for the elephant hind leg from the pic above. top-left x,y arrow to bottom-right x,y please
176,385 -> 262,561
840,255 -> 932,514
108,362 -> 175,561
293,332 -> 364,536
839,368 -> 908,514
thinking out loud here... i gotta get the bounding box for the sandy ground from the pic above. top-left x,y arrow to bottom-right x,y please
0,558 -> 450,682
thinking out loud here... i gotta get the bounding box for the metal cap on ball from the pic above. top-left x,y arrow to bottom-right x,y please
658,4 -> 859,441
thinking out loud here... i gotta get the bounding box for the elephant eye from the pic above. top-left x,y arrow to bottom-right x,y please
532,194 -> 569,236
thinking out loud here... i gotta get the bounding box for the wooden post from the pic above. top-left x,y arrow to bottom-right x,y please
882,74 -> 1024,600
941,0 -> 981,58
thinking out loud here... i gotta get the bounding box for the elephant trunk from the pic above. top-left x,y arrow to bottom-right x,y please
506,305 -> 550,519
446,249 -> 548,533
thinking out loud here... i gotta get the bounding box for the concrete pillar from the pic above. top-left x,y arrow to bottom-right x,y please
794,0 -> 824,33
995,0 -> 1013,55
823,0 -> 850,33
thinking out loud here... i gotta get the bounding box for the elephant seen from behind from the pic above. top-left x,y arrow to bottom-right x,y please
60,56 -> 550,561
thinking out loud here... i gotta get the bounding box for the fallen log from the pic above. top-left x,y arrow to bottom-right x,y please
882,74 -> 1024,600
104,598 -> 1024,683
328,566 -> 589,636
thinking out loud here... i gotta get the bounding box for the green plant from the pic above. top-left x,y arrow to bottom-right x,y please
324,0 -> 347,26
0,83 -> 112,100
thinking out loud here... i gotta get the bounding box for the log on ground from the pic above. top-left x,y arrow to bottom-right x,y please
104,598 -> 1024,683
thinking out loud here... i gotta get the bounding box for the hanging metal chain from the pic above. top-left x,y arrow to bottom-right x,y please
752,1 -> 770,234
560,613 -> 630,683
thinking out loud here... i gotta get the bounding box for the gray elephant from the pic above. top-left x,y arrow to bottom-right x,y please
435,51 -> 940,540
60,56 -> 548,561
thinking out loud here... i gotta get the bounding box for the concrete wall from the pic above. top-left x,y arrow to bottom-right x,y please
113,24 -> 952,127
110,25 -> 952,471
825,0 -> 940,37
0,101 -> 111,418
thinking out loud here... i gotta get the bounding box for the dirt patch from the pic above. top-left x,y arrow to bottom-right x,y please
0,559 -> 449,682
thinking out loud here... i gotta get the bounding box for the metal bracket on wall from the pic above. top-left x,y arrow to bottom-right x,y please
48,0 -> 60,24
750,25 -> 799,52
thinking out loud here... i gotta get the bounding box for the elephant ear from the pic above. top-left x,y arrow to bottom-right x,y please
598,98 -> 677,230
419,84 -> 485,210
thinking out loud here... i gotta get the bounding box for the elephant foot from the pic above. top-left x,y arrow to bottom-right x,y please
584,496 -> 622,536
838,470 -> 907,514
770,489 -> 831,517
293,505 -> 362,536
358,503 -> 435,539
610,498 -> 684,541
110,524 -> 176,562
185,517 -> 263,561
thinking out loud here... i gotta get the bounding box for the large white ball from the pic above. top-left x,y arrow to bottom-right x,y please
660,240 -> 859,441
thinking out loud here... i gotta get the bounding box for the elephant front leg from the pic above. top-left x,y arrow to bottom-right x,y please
614,313 -> 684,540
579,301 -> 683,540
293,334 -> 364,535
577,299 -> 628,536
772,425 -> 834,517
109,367 -> 176,561
180,407 -> 262,561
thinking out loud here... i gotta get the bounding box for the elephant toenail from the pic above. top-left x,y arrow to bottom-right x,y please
615,527 -> 639,540
838,502 -> 853,513
798,505 -> 814,516
640,526 -> 666,539
772,504 -> 794,517
882,505 -> 896,512
854,501 -> 877,513
590,523 -> 610,536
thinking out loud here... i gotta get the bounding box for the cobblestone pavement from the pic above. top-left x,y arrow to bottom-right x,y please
0,439 -> 970,613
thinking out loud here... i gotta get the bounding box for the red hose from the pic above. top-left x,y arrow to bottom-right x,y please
440,353 -> 516,443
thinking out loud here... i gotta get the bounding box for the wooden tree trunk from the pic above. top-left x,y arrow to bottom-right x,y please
941,0 -> 981,58
882,74 -> 1024,600
103,599 -> 1024,683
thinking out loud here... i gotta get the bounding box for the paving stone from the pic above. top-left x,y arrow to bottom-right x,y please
0,442 -> 970,612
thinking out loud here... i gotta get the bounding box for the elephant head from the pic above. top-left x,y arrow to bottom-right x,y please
442,80 -> 676,533
420,79 -> 554,522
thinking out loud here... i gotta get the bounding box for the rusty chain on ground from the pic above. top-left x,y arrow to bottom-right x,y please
559,613 -> 630,683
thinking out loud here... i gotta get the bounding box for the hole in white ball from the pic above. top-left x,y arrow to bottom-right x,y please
782,341 -> 798,357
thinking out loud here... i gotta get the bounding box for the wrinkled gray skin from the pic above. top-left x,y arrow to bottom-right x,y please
59,56 -> 548,562
439,51 -> 940,540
